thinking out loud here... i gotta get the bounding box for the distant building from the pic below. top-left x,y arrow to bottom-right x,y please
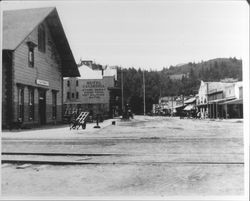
2,7 -> 79,129
63,64 -> 121,119
169,73 -> 189,80
155,96 -> 187,116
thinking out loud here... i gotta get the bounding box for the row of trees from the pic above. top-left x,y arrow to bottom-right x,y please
115,58 -> 242,114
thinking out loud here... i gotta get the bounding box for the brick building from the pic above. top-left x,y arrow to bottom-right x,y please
2,7 -> 80,129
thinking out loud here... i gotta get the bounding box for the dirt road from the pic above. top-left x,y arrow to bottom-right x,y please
1,116 -> 244,197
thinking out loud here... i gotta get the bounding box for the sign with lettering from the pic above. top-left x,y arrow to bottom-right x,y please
82,81 -> 105,99
36,79 -> 49,86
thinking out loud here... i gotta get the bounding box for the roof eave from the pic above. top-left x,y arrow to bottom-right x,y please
46,9 -> 80,77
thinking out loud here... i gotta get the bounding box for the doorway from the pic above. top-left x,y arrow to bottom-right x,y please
39,90 -> 46,125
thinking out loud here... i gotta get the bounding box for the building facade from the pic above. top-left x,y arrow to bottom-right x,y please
196,80 -> 243,119
2,7 -> 79,129
63,65 -> 121,119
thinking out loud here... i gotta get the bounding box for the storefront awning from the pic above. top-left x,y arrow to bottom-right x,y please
220,99 -> 243,105
183,104 -> 195,111
209,97 -> 235,104
174,104 -> 186,109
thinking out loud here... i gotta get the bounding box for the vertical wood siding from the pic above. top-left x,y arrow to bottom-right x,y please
12,21 -> 63,125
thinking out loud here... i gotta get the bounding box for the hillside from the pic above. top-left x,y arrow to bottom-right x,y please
165,57 -> 242,81
116,57 -> 242,114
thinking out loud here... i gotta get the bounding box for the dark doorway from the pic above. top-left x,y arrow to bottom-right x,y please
39,90 -> 46,125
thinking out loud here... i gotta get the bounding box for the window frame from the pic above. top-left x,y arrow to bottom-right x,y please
28,46 -> 34,67
67,92 -> 70,99
38,24 -> 46,52
28,88 -> 35,121
18,87 -> 24,122
52,91 -> 57,120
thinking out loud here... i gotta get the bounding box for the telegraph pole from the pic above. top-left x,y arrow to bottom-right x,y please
206,82 -> 209,119
121,67 -> 124,113
143,70 -> 146,115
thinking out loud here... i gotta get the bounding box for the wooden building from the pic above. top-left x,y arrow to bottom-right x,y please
2,7 -> 80,129
196,80 -> 243,119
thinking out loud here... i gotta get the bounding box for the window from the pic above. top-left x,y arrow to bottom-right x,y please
18,87 -> 24,122
72,93 -> 74,98
52,91 -> 57,120
28,88 -> 34,120
76,80 -> 79,87
67,80 -> 70,87
67,92 -> 70,99
38,24 -> 46,52
28,46 -> 34,67
76,92 -> 79,99
239,87 -> 243,99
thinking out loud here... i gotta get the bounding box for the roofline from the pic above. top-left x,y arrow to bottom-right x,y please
3,7 -> 79,77
3,7 -> 56,51
52,8 -> 79,76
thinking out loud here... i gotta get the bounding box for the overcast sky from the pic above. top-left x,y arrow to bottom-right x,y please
1,0 -> 249,70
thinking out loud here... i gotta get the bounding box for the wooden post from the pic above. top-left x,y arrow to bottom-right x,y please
225,103 -> 228,119
216,102 -> 218,119
121,68 -> 124,113
143,70 -> 146,116
206,82 -> 209,119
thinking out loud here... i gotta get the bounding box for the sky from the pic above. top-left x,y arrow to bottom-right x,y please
1,0 -> 249,70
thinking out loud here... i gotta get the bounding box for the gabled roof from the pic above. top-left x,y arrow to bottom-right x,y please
3,7 -> 80,77
78,64 -> 103,79
3,7 -> 53,50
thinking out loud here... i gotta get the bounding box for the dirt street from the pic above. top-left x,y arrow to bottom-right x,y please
1,116 -> 244,198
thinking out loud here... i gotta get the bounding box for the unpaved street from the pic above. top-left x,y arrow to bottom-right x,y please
1,116 -> 244,197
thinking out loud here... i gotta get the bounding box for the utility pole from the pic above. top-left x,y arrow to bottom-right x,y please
206,82 -> 209,119
143,69 -> 146,115
121,67 -> 124,113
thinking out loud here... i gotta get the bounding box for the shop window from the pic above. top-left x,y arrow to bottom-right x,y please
28,46 -> 34,67
18,87 -> 24,122
67,80 -> 70,87
67,92 -> 70,99
76,80 -> 79,87
72,93 -> 75,98
76,92 -> 79,99
38,24 -> 46,52
52,91 -> 57,120
239,87 -> 243,99
28,88 -> 34,120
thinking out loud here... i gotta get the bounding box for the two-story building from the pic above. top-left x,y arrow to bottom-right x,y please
2,7 -> 80,129
63,64 -> 120,119
196,80 -> 243,119
219,81 -> 243,118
